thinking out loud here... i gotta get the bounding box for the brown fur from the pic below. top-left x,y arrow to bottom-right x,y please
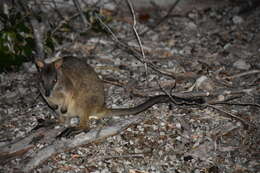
36,57 -> 171,131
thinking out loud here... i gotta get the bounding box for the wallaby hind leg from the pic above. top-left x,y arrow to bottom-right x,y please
78,114 -> 90,131
56,116 -> 90,138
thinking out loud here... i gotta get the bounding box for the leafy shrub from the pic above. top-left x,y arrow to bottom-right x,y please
0,7 -> 33,71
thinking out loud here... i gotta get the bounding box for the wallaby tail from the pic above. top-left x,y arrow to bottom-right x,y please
104,95 -> 171,117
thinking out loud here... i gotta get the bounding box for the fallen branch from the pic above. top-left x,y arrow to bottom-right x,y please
0,116 -> 142,172
0,126 -> 66,165
22,116 -> 142,172
225,69 -> 260,80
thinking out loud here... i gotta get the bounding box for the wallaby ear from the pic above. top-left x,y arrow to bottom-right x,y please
54,59 -> 63,69
35,60 -> 45,68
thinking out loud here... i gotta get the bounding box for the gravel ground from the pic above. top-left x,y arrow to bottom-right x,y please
0,1 -> 259,172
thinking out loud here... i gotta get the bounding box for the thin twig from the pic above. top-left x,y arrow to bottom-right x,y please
51,0 -> 65,20
72,0 -> 89,27
101,78 -> 124,87
140,0 -> 181,36
226,70 -> 260,80
158,79 -> 257,127
207,104 -> 251,129
156,79 -> 205,105
156,79 -> 179,105
95,14 -> 119,42
87,154 -> 144,163
126,0 -> 148,78
210,102 -> 260,108
51,12 -> 80,35
95,13 -> 177,79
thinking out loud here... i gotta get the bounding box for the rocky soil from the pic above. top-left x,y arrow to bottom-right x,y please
0,0 -> 259,172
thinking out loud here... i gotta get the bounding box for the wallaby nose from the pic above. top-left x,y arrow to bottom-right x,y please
45,90 -> 51,97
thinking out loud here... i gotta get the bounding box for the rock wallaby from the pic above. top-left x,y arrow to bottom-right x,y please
35,56 -> 198,135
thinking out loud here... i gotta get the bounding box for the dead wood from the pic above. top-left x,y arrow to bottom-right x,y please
0,116 -> 142,172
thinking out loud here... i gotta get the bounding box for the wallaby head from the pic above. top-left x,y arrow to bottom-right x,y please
35,59 -> 63,97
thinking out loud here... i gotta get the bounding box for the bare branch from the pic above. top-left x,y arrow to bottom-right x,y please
225,69 -> 260,80
0,116 -> 142,172
22,116 -> 142,172
30,18 -> 46,60
95,14 -> 179,79
126,0 -> 148,77
72,0 -> 89,27
17,0 -> 46,60
140,0 -> 181,36
206,104 -> 253,129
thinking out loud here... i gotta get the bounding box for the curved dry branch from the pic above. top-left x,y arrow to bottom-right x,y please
21,116 -> 142,172
0,116 -> 142,172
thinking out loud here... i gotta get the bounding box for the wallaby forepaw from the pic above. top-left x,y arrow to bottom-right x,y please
60,106 -> 68,114
50,104 -> 59,110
